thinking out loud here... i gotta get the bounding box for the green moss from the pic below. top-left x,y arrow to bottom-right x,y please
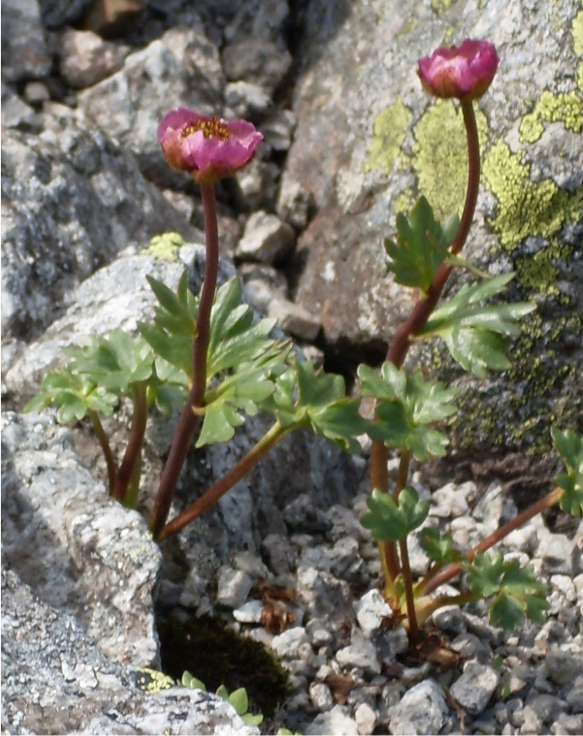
157,613 -> 289,717
365,98 -> 412,175
411,102 -> 488,220
482,141 -> 582,250
519,91 -> 583,144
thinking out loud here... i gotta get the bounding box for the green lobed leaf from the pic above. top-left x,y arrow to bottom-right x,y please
384,196 -> 457,293
552,427 -> 583,516
262,360 -> 371,452
361,487 -> 430,542
65,330 -> 155,393
24,369 -> 118,423
418,273 -> 536,378
420,528 -> 462,565
464,552 -> 548,631
358,362 -> 457,461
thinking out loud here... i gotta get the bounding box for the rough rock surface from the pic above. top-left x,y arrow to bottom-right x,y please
1,410 -> 161,667
282,0 -> 583,454
2,2 -> 583,734
1,563 -> 259,735
1,107 -> 196,346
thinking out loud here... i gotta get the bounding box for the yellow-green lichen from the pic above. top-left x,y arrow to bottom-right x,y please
393,188 -> 415,216
133,667 -> 176,693
514,245 -> 572,301
430,0 -> 456,13
411,101 -> 488,220
519,90 -> 583,144
572,9 -> 583,57
482,141 -> 583,251
141,232 -> 185,261
365,98 -> 412,175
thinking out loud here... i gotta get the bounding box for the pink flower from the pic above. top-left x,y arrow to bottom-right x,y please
417,39 -> 499,101
157,108 -> 263,183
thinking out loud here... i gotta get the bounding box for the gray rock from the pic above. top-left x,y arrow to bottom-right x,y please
2,411 -> 162,667
237,211 -> 296,265
310,681 -> 335,711
232,599 -> 264,623
268,298 -> 322,342
2,564 -> 257,735
566,675 -> 583,713
58,28 -> 128,88
39,0 -> 92,28
550,713 -> 583,735
3,249 -> 200,395
336,630 -> 381,675
296,566 -> 354,625
260,532 -> 297,575
23,81 -> 50,105
1,112 -> 195,347
271,626 -> 310,658
262,109 -> 297,152
544,651 -> 583,686
306,617 -> 334,647
224,0 -> 290,47
329,537 -> 368,583
284,493 -> 332,535
355,702 -> 377,735
355,589 -> 393,635
221,39 -> 292,96
538,531 -> 579,576
389,679 -> 448,735
239,263 -> 288,313
306,705 -> 359,736
225,81 -> 272,119
1,82 -> 40,132
1,0 -> 52,82
77,25 -> 224,187
525,693 -> 566,724
451,662 -> 500,715
216,566 -> 253,609
277,178 -> 314,230
235,157 -> 281,210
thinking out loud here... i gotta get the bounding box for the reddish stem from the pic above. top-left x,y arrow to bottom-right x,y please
159,421 -> 288,541
150,181 -> 219,538
370,99 -> 481,599
112,381 -> 148,506
89,410 -> 117,495
422,486 -> 564,595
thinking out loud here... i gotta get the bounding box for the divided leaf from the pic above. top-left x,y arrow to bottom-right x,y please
464,552 -> 548,631
262,360 -> 371,452
361,487 -> 430,542
420,528 -> 462,565
24,369 -> 118,424
138,271 -> 197,379
65,329 -> 155,393
418,273 -> 536,378
384,196 -> 458,293
552,427 -> 583,516
358,362 -> 457,461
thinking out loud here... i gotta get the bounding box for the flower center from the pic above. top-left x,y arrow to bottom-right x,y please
183,117 -> 230,141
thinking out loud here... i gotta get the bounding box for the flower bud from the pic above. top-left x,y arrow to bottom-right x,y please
418,39 -> 499,101
157,108 -> 263,184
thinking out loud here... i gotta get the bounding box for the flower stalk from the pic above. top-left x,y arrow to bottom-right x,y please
159,421 -> 290,541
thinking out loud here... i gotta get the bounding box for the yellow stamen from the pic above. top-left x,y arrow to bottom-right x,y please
183,117 -> 230,141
